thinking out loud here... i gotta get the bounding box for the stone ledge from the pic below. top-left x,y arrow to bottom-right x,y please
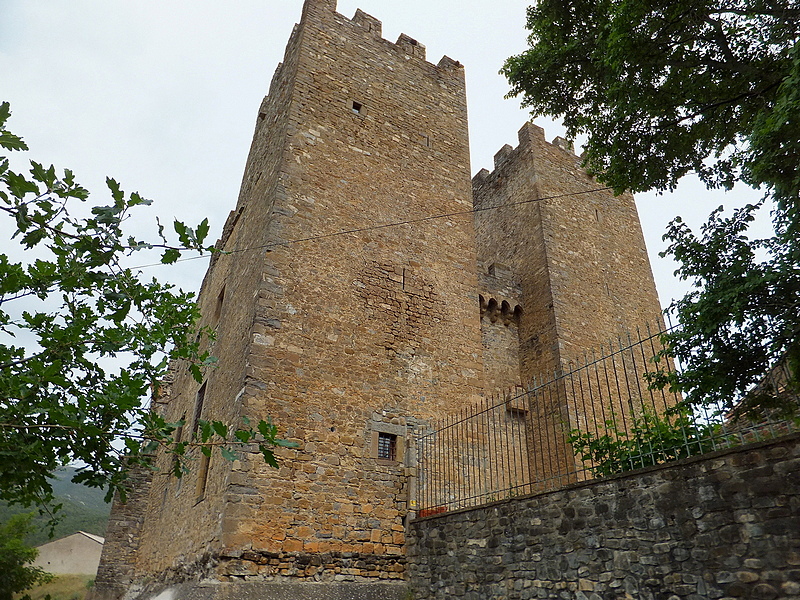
129,581 -> 409,600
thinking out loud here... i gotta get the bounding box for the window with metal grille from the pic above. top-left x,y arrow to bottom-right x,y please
377,432 -> 397,461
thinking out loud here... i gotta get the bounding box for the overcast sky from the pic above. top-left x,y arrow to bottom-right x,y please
1,0 -> 766,311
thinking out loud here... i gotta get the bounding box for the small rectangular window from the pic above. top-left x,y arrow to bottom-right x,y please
377,432 -> 397,461
352,101 -> 363,114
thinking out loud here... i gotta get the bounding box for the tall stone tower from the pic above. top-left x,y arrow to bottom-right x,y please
92,1 -> 665,598
95,1 -> 483,598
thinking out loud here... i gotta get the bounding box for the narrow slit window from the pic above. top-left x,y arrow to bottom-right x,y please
377,432 -> 397,461
172,417 -> 185,479
196,453 -> 210,503
352,101 -> 363,114
192,382 -> 206,436
214,286 -> 225,323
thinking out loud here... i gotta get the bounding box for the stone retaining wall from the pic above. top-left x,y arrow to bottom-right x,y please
407,434 -> 800,600
217,549 -> 405,581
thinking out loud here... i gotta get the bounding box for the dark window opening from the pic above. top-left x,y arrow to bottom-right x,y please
377,432 -> 397,461
214,286 -> 225,322
352,101 -> 363,114
192,382 -> 207,436
196,453 -> 210,503
172,418 -> 185,475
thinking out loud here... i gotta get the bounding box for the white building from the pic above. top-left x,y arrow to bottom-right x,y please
34,531 -> 104,575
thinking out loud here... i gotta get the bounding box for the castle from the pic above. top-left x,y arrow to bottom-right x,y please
92,1 -> 663,598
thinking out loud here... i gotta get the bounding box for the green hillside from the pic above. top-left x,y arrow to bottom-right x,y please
0,467 -> 111,546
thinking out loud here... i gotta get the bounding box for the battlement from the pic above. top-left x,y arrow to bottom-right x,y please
473,122 -> 580,186
300,0 -> 463,74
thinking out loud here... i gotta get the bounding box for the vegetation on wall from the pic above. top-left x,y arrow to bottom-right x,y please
567,406 -> 721,477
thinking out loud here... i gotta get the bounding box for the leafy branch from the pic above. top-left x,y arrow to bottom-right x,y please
0,101 -> 294,516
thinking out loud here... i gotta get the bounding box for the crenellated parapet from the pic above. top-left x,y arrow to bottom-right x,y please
298,0 -> 463,77
472,122 -> 583,203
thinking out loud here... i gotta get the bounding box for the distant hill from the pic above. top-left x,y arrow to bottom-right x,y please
0,467 -> 111,546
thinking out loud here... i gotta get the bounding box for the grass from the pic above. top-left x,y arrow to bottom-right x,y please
17,574 -> 94,600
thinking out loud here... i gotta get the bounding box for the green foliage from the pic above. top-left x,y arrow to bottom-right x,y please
0,102 -> 295,518
568,406 -> 722,478
504,1 -> 799,412
503,0 -> 798,206
649,203 -> 800,415
0,513 -> 53,600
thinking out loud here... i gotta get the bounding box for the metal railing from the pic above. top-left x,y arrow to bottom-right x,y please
416,325 -> 798,514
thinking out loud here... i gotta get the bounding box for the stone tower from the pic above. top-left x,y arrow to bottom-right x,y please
96,1 -> 483,598
92,1 -> 665,598
474,124 -> 663,385
472,124 -> 665,486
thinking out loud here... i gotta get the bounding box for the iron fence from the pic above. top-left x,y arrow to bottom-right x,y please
416,324 -> 799,515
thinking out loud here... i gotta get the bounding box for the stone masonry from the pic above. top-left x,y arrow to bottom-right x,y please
408,433 -> 800,600
91,1 -> 665,598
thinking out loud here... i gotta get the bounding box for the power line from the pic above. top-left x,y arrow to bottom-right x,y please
130,185 -> 613,270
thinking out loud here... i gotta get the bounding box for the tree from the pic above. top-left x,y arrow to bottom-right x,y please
502,0 -> 799,414
654,202 -> 800,415
0,102 -> 293,514
0,513 -> 53,600
503,0 -> 798,213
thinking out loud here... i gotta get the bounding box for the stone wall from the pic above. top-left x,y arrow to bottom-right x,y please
408,433 -> 800,600
128,0 -> 308,578
91,464 -> 153,600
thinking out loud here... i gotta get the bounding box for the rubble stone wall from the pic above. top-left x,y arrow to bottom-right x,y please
408,433 -> 800,600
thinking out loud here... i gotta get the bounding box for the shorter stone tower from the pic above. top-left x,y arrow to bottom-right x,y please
474,122 -> 663,385
473,123 -> 665,483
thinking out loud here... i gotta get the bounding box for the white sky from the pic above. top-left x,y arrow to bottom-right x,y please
0,0 -> 766,311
